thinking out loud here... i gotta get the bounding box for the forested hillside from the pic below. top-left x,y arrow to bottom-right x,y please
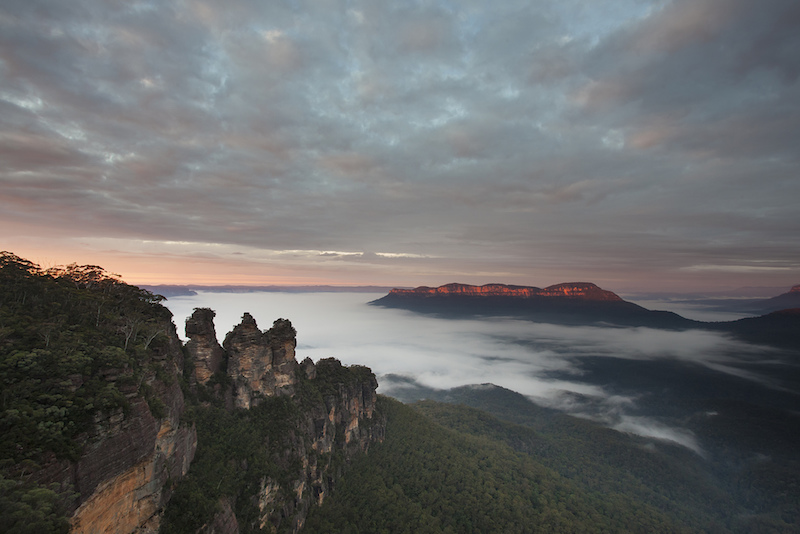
0,251 -> 190,533
0,253 -> 384,533
305,395 -> 798,533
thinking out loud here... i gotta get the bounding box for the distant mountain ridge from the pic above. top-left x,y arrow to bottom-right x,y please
388,282 -> 623,301
373,281 -> 694,329
142,284 -> 398,298
757,283 -> 800,312
372,282 -> 800,348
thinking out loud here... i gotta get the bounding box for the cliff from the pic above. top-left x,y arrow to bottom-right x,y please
0,253 -> 197,534
371,281 -> 698,328
248,357 -> 382,533
185,308 -> 225,386
387,282 -> 623,301
223,314 -> 298,409
34,322 -> 198,534
162,311 -> 385,534
1,253 -> 382,534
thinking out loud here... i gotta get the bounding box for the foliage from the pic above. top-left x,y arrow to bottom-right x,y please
160,360 -> 375,534
304,396 -> 702,533
413,384 -> 800,532
0,475 -> 70,534
0,252 -> 173,464
0,252 -> 178,527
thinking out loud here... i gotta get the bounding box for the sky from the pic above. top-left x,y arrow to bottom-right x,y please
1,0 -> 799,292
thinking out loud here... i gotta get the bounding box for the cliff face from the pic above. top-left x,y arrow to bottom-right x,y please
160,311 -> 385,534
252,358 -> 383,533
372,281 -> 701,329
388,282 -> 623,301
32,322 -> 197,534
69,387 -> 196,534
185,307 -> 225,386
223,314 -> 298,409
1,254 -> 381,534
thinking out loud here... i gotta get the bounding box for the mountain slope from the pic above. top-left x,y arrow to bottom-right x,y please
0,253 -> 385,534
305,396 -> 746,533
371,282 -> 800,347
371,282 -> 697,328
753,285 -> 800,313
0,252 -> 197,534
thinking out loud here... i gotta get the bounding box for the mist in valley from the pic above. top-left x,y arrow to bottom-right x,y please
164,291 -> 797,455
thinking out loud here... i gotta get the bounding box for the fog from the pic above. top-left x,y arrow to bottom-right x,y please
164,291 -> 777,454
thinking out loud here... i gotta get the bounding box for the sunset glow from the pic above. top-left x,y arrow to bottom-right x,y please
1,0 -> 798,292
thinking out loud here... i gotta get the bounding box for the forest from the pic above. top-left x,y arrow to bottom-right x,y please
1,253 -> 797,533
0,252 -> 176,533
305,393 -> 797,533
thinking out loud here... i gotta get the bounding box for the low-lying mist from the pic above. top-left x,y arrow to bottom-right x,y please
165,291 -> 784,454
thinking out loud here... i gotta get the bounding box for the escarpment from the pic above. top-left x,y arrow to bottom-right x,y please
386,282 -> 623,301
0,254 -> 198,534
164,310 -> 385,534
31,320 -> 198,534
0,254 -> 382,534
371,281 -> 698,328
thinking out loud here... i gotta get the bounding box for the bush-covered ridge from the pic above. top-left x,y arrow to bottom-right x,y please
0,252 -> 180,533
0,252 -> 173,465
305,396 -> 697,533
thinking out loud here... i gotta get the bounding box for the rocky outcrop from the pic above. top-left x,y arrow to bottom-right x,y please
372,281 -> 700,329
223,314 -> 298,409
31,322 -> 197,534
185,307 -> 225,386
248,358 -> 383,534
387,282 -> 623,301
169,313 -> 384,534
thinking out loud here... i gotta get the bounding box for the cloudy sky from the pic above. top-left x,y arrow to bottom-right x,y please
1,0 -> 799,292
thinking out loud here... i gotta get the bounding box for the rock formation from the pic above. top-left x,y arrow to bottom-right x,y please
161,311 -> 384,534
371,281 -> 699,329
2,254 -> 381,534
61,310 -> 382,534
223,314 -> 298,409
387,282 -> 623,300
185,307 -> 225,386
250,358 -> 383,533
32,322 -> 197,534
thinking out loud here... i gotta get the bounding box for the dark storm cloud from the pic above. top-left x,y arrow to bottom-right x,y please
1,0 -> 798,289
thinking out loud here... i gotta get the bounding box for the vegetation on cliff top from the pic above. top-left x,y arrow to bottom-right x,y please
0,252 -> 177,533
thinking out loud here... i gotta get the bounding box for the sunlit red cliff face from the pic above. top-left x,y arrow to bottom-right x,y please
389,282 -> 623,301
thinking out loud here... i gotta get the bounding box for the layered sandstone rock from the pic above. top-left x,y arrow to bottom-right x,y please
252,358 -> 383,534
32,321 -> 197,534
388,282 -> 622,301
185,307 -> 225,385
223,314 -> 298,409
178,313 -> 384,534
